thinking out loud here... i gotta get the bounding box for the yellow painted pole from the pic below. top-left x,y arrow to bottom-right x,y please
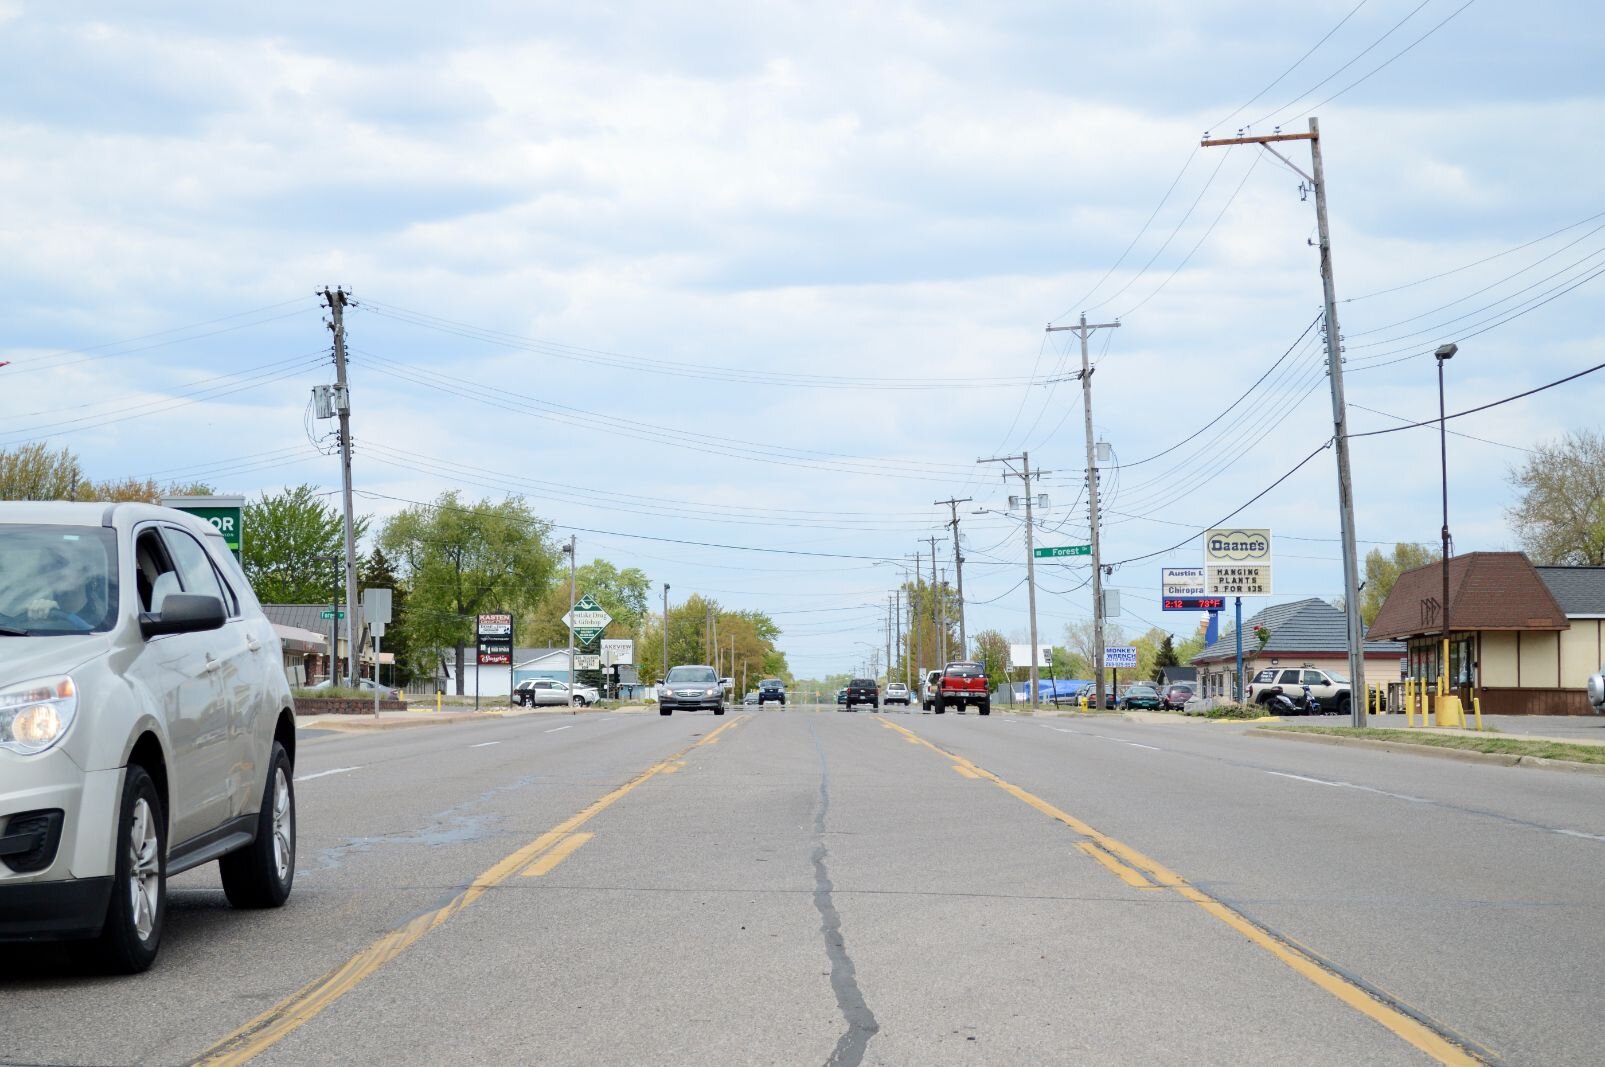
1472,693 -> 1483,732
436,690 -> 442,714
1404,678 -> 1413,727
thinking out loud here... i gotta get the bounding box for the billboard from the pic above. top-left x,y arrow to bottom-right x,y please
1162,567 -> 1206,598
1103,646 -> 1138,669
1203,528 -> 1272,596
600,639 -> 635,666
160,495 -> 245,560
1009,643 -> 1053,667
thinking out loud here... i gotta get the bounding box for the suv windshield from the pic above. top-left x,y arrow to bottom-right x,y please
760,679 -> 782,687
666,666 -> 717,683
0,525 -> 119,635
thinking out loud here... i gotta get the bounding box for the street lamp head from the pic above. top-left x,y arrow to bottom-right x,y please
1434,343 -> 1458,361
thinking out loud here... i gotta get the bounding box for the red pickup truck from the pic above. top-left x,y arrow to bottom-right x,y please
934,661 -> 991,715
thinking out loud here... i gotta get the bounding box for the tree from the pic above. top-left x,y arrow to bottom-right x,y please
1152,633 -> 1178,683
522,559 -> 652,649
1360,542 -> 1441,627
637,597 -> 785,689
379,493 -> 558,692
1508,429 -> 1605,565
242,485 -> 367,605
0,443 -> 214,502
972,630 -> 1009,689
1063,618 -> 1126,689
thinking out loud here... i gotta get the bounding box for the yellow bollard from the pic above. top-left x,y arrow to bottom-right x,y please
436,690 -> 442,714
1404,678 -> 1414,727
1471,693 -> 1483,732
1435,681 -> 1464,729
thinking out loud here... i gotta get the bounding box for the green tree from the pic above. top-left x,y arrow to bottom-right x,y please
1152,632 -> 1179,683
243,484 -> 368,605
0,443 -> 215,502
379,493 -> 558,692
972,629 -> 1010,688
1508,430 -> 1605,565
523,560 -> 653,648
1360,542 -> 1441,627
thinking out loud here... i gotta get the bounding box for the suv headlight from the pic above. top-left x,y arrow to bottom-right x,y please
704,687 -> 717,696
0,676 -> 78,755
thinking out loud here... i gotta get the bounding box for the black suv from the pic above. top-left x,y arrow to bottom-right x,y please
843,678 -> 879,711
758,678 -> 787,707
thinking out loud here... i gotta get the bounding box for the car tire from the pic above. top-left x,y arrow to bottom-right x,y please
979,703 -> 991,716
572,696 -> 584,706
660,708 -> 672,716
934,698 -> 945,714
715,707 -> 725,715
90,764 -> 166,974
1335,695 -> 1351,717
220,743 -> 296,910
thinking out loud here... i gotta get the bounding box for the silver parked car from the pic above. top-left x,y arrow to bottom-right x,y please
0,503 -> 297,972
514,678 -> 599,706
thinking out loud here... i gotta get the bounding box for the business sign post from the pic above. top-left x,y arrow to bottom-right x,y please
1203,529 -> 1273,596
474,613 -> 514,711
600,639 -> 634,666
563,594 -> 613,647
1203,528 -> 1272,702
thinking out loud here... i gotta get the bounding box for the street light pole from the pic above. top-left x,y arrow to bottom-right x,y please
662,583 -> 670,681
1436,343 -> 1458,718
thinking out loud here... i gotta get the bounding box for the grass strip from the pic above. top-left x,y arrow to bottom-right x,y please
1258,725 -> 1605,765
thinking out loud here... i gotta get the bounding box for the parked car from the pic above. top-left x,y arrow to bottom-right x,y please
757,678 -> 787,707
1590,668 -> 1605,711
1246,667 -> 1350,716
658,665 -> 725,715
884,682 -> 911,706
920,669 -> 942,711
933,661 -> 991,715
1120,683 -> 1164,710
1161,683 -> 1195,710
514,679 -> 599,707
843,678 -> 879,710
0,502 -> 298,973
835,687 -> 848,705
305,676 -> 402,701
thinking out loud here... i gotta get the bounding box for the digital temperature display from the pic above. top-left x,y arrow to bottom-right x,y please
1163,597 -> 1226,611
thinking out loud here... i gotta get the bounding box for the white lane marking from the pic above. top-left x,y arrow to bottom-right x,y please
1123,742 -> 1162,751
545,725 -> 574,733
1264,770 -> 1428,803
294,766 -> 361,782
471,741 -> 501,748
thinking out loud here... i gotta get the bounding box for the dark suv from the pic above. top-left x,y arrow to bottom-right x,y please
843,678 -> 879,710
757,678 -> 786,707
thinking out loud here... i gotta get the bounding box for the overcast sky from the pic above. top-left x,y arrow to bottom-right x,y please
2,1 -> 1601,677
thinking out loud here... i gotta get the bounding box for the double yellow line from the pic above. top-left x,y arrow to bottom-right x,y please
195,715 -> 746,1066
880,719 -> 1488,1067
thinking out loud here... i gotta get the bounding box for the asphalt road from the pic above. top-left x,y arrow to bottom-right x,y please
4,706 -> 1603,1065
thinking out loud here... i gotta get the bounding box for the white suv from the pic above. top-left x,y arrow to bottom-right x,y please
0,503 -> 297,972
1246,667 -> 1351,715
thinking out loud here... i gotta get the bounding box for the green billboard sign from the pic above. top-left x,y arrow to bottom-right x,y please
160,495 -> 245,561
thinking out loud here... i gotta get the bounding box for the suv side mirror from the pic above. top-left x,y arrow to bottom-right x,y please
140,594 -> 226,639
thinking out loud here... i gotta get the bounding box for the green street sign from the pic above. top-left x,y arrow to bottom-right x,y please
572,627 -> 604,646
1034,545 -> 1091,559
160,495 -> 245,561
320,610 -> 346,620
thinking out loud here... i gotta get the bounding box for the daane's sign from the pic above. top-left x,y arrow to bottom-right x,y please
1203,529 -> 1271,563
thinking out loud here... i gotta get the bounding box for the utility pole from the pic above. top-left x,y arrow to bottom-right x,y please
886,595 -> 894,682
322,287 -> 359,687
564,536 -> 576,698
662,583 -> 670,681
910,550 -> 922,678
894,587 -> 905,688
979,453 -> 1049,707
925,536 -> 943,669
935,496 -> 973,657
1047,314 -> 1119,710
1202,118 -> 1364,727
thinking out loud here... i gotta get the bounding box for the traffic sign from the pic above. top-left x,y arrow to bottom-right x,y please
563,593 -> 613,646
319,610 -> 345,620
1033,545 -> 1091,559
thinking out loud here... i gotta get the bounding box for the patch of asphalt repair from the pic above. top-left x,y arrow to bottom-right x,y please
810,721 -> 880,1067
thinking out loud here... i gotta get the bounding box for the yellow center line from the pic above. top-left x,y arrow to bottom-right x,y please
193,714 -> 745,1066
1075,841 -> 1159,889
877,718 -> 1486,1066
521,832 -> 593,877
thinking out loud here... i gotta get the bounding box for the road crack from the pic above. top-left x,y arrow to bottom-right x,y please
810,722 -> 879,1067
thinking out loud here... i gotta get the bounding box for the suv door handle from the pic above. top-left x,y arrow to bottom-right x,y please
246,638 -> 262,652
204,654 -> 221,674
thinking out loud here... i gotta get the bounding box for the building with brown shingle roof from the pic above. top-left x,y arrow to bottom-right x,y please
1366,552 -> 1605,714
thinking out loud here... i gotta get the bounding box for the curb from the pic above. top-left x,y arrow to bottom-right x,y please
1251,728 -> 1605,776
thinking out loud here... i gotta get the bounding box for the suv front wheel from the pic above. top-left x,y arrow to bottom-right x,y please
220,742 -> 296,909
91,764 -> 166,974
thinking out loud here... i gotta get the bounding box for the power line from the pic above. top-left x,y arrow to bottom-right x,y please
1285,0 -> 1478,120
1206,0 -> 1372,133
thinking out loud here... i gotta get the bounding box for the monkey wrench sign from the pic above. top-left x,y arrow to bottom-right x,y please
1203,528 -> 1272,596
